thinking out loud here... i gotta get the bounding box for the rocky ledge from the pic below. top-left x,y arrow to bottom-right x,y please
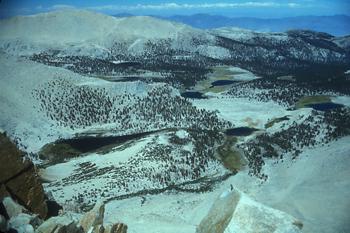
197,188 -> 303,233
0,132 -> 48,219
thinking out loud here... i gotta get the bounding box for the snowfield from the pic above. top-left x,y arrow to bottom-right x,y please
103,136 -> 350,233
332,96 -> 350,107
0,53 -> 154,152
40,135 -> 153,182
233,136 -> 350,233
0,9 -> 215,58
209,27 -> 289,42
192,95 -> 289,128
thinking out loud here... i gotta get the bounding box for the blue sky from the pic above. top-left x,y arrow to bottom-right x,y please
0,0 -> 349,18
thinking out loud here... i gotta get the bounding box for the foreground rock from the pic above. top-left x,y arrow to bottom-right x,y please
0,133 -> 48,219
79,201 -> 127,233
197,188 -> 302,233
1,197 -> 127,233
79,201 -> 104,232
2,197 -> 26,218
0,133 -> 127,233
35,215 -> 83,233
8,213 -> 37,233
105,223 -> 128,233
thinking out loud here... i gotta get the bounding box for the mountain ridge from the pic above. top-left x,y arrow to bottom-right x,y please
1,9 -> 349,83
115,13 -> 350,36
163,14 -> 350,36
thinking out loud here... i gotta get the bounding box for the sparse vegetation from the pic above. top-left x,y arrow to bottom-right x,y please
239,107 -> 350,179
32,80 -> 231,132
45,129 -> 235,209
227,78 -> 348,108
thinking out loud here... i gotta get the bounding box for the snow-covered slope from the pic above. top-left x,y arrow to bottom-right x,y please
0,10 -> 118,44
100,136 -> 350,233
115,16 -> 201,40
0,53 -> 229,153
41,129 -> 228,209
230,136 -> 350,233
332,35 -> 350,54
197,188 -> 302,233
0,53 -> 152,152
0,9 -> 207,57
0,10 -> 200,43
210,27 -> 348,70
209,27 -> 289,42
0,53 -> 83,152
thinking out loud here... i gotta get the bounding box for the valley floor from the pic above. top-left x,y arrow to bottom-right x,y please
1,53 -> 350,233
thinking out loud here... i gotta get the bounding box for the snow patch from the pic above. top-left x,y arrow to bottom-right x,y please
175,129 -> 189,139
192,96 -> 287,128
332,96 -> 350,107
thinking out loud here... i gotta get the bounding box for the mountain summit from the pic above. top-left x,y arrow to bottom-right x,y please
0,10 -> 199,46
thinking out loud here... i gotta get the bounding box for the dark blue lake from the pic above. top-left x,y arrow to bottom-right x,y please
58,132 -> 151,153
225,127 -> 258,136
306,102 -> 344,111
181,91 -> 206,99
211,80 -> 236,86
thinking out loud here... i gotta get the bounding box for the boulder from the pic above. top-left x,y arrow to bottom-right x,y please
29,214 -> 44,229
0,133 -> 48,219
104,223 -> 128,233
79,201 -> 104,232
0,134 -> 31,182
13,224 -> 34,233
108,223 -> 127,233
8,213 -> 35,233
197,188 -> 302,233
3,197 -> 26,218
196,189 -> 240,233
92,224 -> 105,233
6,167 -> 48,219
62,221 -> 84,233
36,215 -> 83,233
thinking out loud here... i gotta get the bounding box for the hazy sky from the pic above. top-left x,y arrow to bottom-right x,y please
0,0 -> 349,18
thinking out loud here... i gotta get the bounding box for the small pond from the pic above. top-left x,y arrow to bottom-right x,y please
181,91 -> 207,99
225,127 -> 258,137
306,102 -> 344,111
111,77 -> 141,82
211,80 -> 236,86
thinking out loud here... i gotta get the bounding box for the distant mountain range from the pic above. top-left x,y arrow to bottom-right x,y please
2,10 -> 349,81
0,8 -> 348,91
114,13 -> 350,36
